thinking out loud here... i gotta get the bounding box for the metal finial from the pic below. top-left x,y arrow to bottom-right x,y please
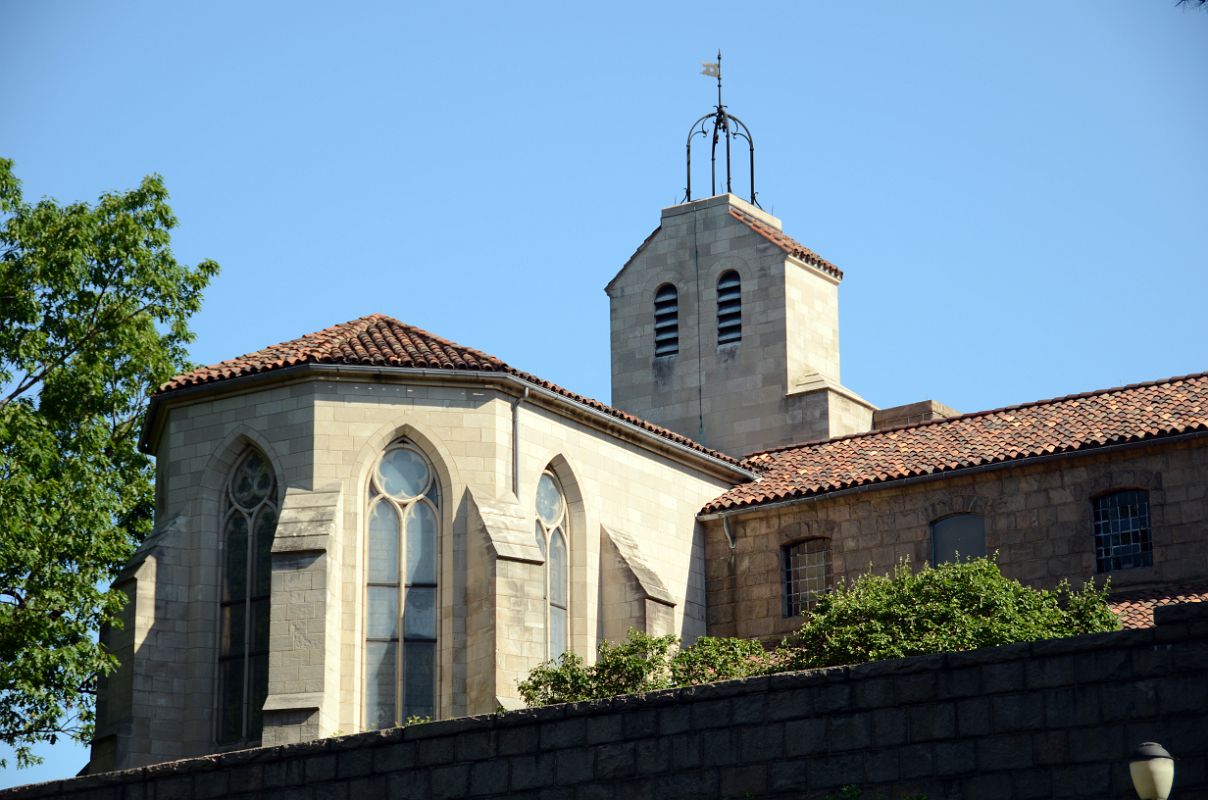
685,50 -> 758,207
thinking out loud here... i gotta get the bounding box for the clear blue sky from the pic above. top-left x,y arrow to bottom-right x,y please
2,0 -> 1206,786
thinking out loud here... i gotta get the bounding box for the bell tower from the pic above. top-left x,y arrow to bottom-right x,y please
606,56 -> 875,457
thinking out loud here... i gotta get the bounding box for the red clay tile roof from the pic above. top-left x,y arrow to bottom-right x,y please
159,314 -> 745,468
728,209 -> 844,280
705,371 -> 1208,512
1110,585 -> 1208,630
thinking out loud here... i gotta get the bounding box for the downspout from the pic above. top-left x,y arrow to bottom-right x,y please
721,512 -> 738,552
512,387 -> 529,498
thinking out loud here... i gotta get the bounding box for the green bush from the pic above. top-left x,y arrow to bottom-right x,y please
517,630 -> 785,706
787,556 -> 1118,669
518,557 -> 1119,706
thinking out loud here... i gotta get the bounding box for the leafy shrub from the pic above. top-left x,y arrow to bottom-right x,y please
518,557 -> 1119,706
668,635 -> 777,685
787,556 -> 1118,669
518,630 -> 782,706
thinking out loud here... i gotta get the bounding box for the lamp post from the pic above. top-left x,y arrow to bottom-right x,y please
1129,742 -> 1174,800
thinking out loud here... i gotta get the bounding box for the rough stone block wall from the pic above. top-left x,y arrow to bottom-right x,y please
11,605 -> 1207,800
706,437 -> 1208,641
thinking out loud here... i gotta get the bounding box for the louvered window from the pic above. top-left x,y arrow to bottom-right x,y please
654,284 -> 679,357
717,271 -> 742,345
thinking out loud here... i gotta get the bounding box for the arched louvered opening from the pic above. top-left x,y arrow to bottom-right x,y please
717,270 -> 742,345
654,284 -> 679,357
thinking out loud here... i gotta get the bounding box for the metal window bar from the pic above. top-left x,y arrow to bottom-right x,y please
1093,490 -> 1152,573
783,541 -> 831,617
717,272 -> 741,345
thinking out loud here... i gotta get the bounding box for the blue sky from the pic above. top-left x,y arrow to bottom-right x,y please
2,0 -> 1206,786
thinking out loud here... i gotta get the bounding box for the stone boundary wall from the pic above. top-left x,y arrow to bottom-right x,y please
6,604 -> 1207,800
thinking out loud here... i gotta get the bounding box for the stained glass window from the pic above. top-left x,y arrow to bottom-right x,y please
365,443 -> 439,727
218,450 -> 277,744
534,471 -> 569,661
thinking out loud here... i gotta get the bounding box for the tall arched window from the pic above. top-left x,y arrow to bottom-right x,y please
534,472 -> 569,661
365,442 -> 440,728
654,284 -> 679,357
717,270 -> 742,345
218,449 -> 277,744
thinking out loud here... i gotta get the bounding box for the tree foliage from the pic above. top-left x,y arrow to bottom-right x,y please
519,557 -> 1119,707
0,158 -> 217,767
786,556 -> 1118,669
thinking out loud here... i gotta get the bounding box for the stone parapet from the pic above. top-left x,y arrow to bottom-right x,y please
12,604 -> 1207,799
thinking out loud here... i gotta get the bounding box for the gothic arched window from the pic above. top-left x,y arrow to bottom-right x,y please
534,471 -> 569,661
717,270 -> 742,345
654,284 -> 679,357
218,449 -> 277,745
365,442 -> 439,728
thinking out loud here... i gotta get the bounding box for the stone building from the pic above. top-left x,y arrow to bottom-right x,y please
89,185 -> 1208,773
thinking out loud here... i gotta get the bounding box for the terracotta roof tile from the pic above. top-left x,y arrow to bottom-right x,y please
1109,584 -> 1208,630
159,314 -> 744,468
728,209 -> 843,280
705,371 -> 1208,512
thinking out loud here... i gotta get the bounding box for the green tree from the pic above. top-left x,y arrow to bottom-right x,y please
0,158 -> 217,767
787,556 -> 1118,669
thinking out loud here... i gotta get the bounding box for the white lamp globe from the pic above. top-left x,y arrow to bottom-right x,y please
1129,742 -> 1174,800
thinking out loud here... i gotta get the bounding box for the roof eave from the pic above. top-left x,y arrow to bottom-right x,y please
699,427 -> 1208,518
142,363 -> 755,483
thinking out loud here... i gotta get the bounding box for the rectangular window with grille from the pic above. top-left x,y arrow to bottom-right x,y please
1093,489 -> 1153,573
783,539 -> 831,617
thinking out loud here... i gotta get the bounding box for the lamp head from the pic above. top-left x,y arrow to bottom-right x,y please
1129,742 -> 1174,800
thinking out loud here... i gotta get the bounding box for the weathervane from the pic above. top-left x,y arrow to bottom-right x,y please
684,50 -> 758,206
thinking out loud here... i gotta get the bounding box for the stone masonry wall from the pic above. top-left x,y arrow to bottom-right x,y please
11,603 -> 1207,800
706,436 -> 1208,641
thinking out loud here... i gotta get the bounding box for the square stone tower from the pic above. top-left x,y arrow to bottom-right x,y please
607,193 -> 874,457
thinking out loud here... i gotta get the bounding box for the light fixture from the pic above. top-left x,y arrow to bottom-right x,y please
1129,742 -> 1174,800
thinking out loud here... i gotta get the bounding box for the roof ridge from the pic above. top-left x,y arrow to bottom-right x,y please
745,369 -> 1208,460
155,313 -> 746,469
727,208 -> 843,279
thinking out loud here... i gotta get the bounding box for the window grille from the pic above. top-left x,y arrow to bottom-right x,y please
783,540 -> 831,617
654,284 -> 679,357
1093,490 -> 1152,572
717,271 -> 742,345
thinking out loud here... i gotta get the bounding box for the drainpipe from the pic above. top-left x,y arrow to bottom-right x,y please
512,387 -> 529,498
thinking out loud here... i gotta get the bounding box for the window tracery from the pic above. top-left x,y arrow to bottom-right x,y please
365,443 -> 439,727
